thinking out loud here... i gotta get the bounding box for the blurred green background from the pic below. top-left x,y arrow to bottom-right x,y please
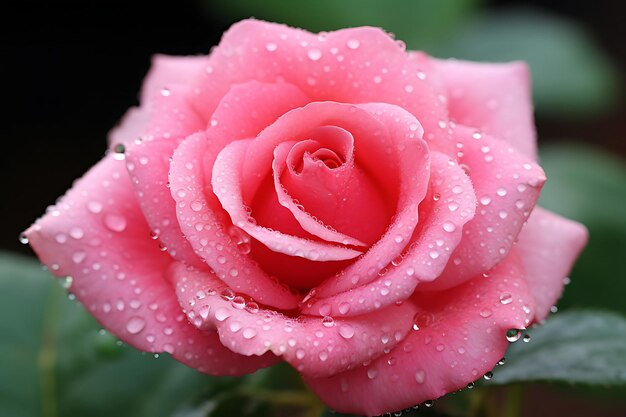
2,0 -> 625,416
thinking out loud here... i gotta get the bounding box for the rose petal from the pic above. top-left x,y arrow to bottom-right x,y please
108,54 -> 208,147
212,138 -> 363,261
24,155 -> 276,375
170,262 -> 418,378
169,132 -> 300,310
193,19 -> 452,154
272,137 -> 368,247
430,57 -> 536,159
305,251 -> 534,416
139,54 -> 209,105
516,207 -> 588,321
420,125 -> 546,291
303,151 -> 475,316
122,83 -> 207,267
300,103 -> 430,304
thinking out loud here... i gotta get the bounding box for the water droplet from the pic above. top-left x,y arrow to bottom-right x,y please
112,143 -> 126,160
480,308 -> 493,318
307,48 -> 322,61
322,316 -> 335,328
415,370 -> 426,383
72,251 -> 86,264
367,368 -> 378,379
18,233 -> 29,244
346,39 -> 360,49
220,288 -> 235,301
500,293 -> 513,305
443,222 -> 456,233
265,42 -> 278,52
338,302 -> 351,315
432,193 -> 441,201
318,351 -> 328,361
104,214 -> 127,232
506,328 -> 522,342
496,187 -> 507,197
523,334 -> 531,343
339,324 -> 355,339
245,301 -> 259,314
243,328 -> 257,339
126,317 -> 146,334
483,371 -> 493,380
190,201 -> 203,212
63,276 -> 73,289
87,201 -> 103,214
69,227 -> 84,239
214,307 -> 231,322
231,296 -> 245,309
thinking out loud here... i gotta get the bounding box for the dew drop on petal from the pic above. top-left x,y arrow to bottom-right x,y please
500,293 -> 513,305
347,39 -> 360,49
443,222 -> 456,233
415,370 -> 426,384
506,328 -> 522,342
104,214 -> 127,232
339,324 -> 355,339
126,316 -> 146,334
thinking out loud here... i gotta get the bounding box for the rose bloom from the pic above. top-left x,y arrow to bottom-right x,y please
25,20 -> 587,416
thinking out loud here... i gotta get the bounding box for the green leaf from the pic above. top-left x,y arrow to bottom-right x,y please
203,0 -> 479,52
538,143 -> 626,315
439,8 -> 619,116
490,310 -> 626,385
0,251 -> 224,417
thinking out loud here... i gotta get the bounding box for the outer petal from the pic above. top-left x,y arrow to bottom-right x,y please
430,57 -> 536,159
169,132 -> 300,310
170,263 -> 418,378
516,207 -> 588,321
303,151 -> 475,316
108,54 -> 208,147
139,54 -> 209,105
123,83 -> 207,267
305,251 -> 534,416
24,155 -> 276,375
421,125 -> 546,291
194,19 -> 452,154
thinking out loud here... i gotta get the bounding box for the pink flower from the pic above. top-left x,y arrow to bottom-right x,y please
25,20 -> 587,416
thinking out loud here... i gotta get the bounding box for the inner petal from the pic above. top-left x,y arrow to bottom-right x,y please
278,127 -> 392,245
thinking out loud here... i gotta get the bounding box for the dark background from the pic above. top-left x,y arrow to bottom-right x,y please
3,0 -> 624,254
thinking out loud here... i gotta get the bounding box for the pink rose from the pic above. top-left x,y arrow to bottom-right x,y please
25,20 -> 587,416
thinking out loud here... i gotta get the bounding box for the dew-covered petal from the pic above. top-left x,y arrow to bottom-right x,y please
304,251 -> 534,416
193,19 -> 452,154
421,125 -> 546,291
121,82 -> 208,267
139,54 -> 209,105
170,262 -> 418,378
299,103 -> 430,305
212,138 -> 363,261
516,207 -> 588,321
170,132 -> 300,309
272,137 -> 368,247
108,54 -> 208,147
24,155 -> 276,375
430,57 -> 536,159
303,151 -> 475,316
